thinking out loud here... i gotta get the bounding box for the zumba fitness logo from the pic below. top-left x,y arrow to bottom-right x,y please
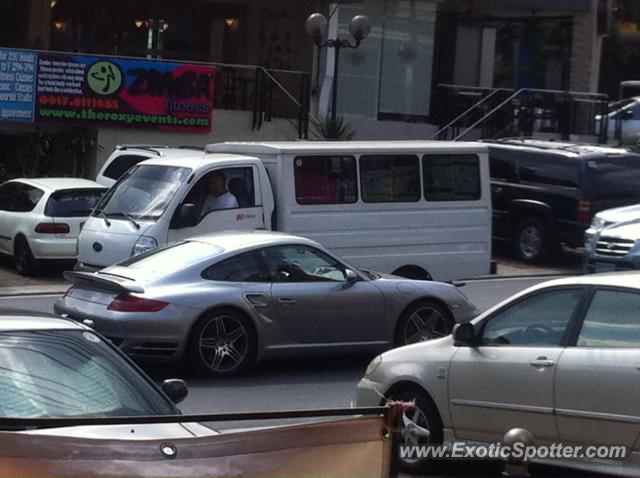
87,61 -> 123,95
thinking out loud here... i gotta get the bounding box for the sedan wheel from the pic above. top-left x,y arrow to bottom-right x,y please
390,389 -> 443,473
397,302 -> 454,346
14,237 -> 36,276
189,310 -> 256,377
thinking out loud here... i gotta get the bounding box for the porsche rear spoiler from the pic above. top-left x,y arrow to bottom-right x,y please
63,271 -> 145,294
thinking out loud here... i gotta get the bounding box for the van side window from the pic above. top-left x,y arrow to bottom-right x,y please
294,156 -> 357,205
423,154 -> 481,201
102,155 -> 148,181
360,155 -> 420,203
518,154 -> 580,188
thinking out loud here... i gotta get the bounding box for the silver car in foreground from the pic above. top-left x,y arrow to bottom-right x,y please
0,308 -> 212,440
55,231 -> 478,377
357,272 -> 640,476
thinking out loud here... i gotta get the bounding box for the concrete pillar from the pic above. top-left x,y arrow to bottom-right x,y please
26,0 -> 52,50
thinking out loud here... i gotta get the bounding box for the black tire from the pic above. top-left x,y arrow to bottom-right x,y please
512,217 -> 552,263
393,266 -> 432,281
188,308 -> 257,377
394,301 -> 454,347
389,388 -> 444,474
14,236 -> 36,276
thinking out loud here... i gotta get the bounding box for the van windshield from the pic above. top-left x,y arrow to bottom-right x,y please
94,165 -> 191,221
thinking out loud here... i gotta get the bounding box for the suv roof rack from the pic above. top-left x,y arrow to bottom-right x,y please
178,145 -> 205,151
115,144 -> 170,156
484,137 -> 630,155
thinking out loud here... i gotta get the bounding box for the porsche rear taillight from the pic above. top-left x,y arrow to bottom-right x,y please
107,294 -> 169,313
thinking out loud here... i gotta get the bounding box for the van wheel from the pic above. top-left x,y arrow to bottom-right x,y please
388,388 -> 443,473
14,237 -> 36,276
395,301 -> 454,347
188,309 -> 256,377
513,218 -> 550,263
393,266 -> 432,281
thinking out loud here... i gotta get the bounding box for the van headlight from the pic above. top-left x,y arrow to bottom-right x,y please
365,355 -> 383,376
132,236 -> 157,257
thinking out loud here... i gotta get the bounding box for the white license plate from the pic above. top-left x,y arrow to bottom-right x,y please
595,262 -> 616,273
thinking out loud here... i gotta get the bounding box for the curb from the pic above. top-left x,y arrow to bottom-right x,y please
0,285 -> 68,298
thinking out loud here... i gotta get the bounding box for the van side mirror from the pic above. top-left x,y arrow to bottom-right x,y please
178,203 -> 196,227
345,269 -> 358,283
161,379 -> 189,405
453,323 -> 477,347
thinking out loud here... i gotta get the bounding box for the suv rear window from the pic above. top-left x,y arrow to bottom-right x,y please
45,189 -> 106,217
102,154 -> 148,181
585,154 -> 640,199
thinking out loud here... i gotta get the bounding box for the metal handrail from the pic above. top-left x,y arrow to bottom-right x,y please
454,88 -> 526,140
428,88 -> 506,140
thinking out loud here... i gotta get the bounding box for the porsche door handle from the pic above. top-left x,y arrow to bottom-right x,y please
278,298 -> 297,306
530,358 -> 555,368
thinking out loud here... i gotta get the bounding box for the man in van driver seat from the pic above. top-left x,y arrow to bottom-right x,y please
202,171 -> 239,215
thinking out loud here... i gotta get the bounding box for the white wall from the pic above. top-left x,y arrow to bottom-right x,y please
94,109 -> 299,174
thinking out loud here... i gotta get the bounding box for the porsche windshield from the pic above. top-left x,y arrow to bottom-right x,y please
94,165 -> 191,221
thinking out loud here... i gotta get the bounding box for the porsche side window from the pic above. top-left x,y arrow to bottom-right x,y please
203,251 -> 270,283
480,289 -> 582,346
260,246 -> 346,283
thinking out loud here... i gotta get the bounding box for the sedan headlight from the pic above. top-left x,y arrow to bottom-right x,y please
365,355 -> 383,376
590,216 -> 606,230
131,236 -> 158,257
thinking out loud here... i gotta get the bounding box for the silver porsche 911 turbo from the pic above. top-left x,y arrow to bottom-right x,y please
54,231 -> 479,376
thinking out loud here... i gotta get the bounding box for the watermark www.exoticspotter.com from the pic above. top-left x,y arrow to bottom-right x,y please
400,442 -> 628,462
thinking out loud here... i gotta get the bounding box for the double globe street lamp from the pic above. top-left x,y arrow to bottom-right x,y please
305,12 -> 371,121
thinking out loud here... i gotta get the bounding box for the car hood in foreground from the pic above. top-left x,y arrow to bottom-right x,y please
23,422 -> 217,440
598,203 -> 640,225
599,221 -> 640,241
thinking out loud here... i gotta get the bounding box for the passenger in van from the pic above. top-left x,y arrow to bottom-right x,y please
202,171 -> 239,215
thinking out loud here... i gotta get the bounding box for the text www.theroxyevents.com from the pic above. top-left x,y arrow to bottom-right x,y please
38,108 -> 210,127
400,442 -> 628,462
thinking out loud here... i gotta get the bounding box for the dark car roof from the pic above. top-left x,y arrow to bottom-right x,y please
0,308 -> 84,331
484,139 -> 635,159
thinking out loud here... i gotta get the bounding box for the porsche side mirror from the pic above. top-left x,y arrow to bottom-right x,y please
453,323 -> 477,347
345,269 -> 358,283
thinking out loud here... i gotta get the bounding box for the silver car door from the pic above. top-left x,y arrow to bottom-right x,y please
263,245 -> 385,344
448,287 -> 585,444
556,288 -> 640,450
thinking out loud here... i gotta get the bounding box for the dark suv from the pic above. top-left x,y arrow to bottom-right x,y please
485,139 -> 640,262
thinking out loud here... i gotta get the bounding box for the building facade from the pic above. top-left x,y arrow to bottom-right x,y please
0,0 -> 612,175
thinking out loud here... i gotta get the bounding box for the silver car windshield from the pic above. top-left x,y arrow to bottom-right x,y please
94,165 -> 191,221
119,240 -> 224,273
0,330 -> 176,420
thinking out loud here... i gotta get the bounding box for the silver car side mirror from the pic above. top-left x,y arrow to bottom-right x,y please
161,379 -> 189,404
345,269 -> 358,283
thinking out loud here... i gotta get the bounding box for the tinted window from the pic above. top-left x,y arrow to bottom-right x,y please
577,290 -> 640,348
489,154 -> 517,181
0,182 -> 19,211
360,155 -> 420,203
294,156 -> 357,205
45,188 -> 106,217
518,154 -> 580,188
423,154 -> 481,201
10,184 -> 44,212
203,251 -> 269,282
481,289 -> 582,346
120,240 -> 224,272
0,330 -> 175,418
102,154 -> 148,181
259,245 -> 347,282
585,155 -> 640,199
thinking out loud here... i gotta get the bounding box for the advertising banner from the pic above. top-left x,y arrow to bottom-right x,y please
0,48 -> 37,123
0,48 -> 217,133
36,53 -> 217,132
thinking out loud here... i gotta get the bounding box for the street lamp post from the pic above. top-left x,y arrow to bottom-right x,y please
305,13 -> 371,122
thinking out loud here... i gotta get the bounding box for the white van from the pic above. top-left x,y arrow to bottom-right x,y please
78,141 -> 492,281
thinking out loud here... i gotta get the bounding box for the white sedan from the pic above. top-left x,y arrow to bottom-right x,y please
0,178 -> 106,275
357,273 -> 640,476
